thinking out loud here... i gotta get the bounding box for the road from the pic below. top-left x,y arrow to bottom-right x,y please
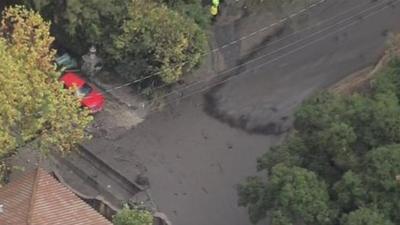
85,0 -> 400,225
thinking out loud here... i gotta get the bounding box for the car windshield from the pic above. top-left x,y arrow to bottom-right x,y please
77,83 -> 93,97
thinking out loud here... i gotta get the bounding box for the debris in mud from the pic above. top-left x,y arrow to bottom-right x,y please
136,174 -> 150,188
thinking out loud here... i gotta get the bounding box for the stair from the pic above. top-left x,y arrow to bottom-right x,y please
50,145 -> 143,210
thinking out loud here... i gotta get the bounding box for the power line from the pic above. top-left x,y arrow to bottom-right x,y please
91,0 -> 329,93
19,0 -> 396,118
146,0 -> 394,103
147,0 -> 398,113
207,0 -> 327,54
126,0 -> 379,100
80,0 -> 388,103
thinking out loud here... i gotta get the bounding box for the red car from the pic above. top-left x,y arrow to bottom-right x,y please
60,72 -> 105,113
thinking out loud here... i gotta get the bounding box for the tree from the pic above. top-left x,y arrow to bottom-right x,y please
157,0 -> 211,29
293,93 -> 356,169
257,132 -> 306,172
238,175 -> 270,223
370,61 -> 400,98
54,0 -> 129,54
112,205 -> 153,225
238,164 -> 334,225
361,145 -> 400,222
353,92 -> 400,148
240,85 -> 400,223
239,54 -> 400,224
291,90 -> 400,180
0,6 -> 92,158
333,171 -> 366,213
21,0 -> 208,85
264,93 -> 359,182
341,208 -> 394,225
107,0 -> 207,84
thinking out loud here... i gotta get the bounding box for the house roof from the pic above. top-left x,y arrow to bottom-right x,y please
0,168 -> 113,225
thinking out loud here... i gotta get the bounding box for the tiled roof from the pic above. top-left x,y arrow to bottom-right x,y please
0,168 -> 113,225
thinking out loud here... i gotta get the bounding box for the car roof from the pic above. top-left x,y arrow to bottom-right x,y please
60,72 -> 86,88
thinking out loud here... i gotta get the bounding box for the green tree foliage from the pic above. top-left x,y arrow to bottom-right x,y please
112,205 -> 153,225
107,0 -> 206,84
260,93 -> 358,182
293,93 -> 359,179
158,0 -> 211,29
54,0 -> 129,54
21,0 -> 208,84
333,171 -> 365,212
371,58 -> 400,99
21,0 -> 128,53
362,145 -> 400,221
0,6 -> 92,158
270,90 -> 400,181
256,132 -> 306,171
238,164 -> 333,225
341,208 -> 393,225
239,58 -> 400,224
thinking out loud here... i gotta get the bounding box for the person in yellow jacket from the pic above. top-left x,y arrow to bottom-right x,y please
210,5 -> 218,16
210,0 -> 220,16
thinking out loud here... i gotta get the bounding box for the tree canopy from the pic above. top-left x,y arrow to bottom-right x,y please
341,208 -> 394,225
0,6 -> 92,158
238,164 -> 333,225
20,0 -> 208,85
239,57 -> 400,224
107,0 -> 207,84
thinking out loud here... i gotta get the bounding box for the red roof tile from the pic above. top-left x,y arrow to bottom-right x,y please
0,168 -> 112,225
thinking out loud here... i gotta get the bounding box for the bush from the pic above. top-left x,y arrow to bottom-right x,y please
112,205 -> 153,225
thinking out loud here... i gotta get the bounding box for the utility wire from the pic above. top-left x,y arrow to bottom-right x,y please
127,0 -> 380,100
22,0 -> 396,117
146,0 -> 398,113
90,0 -> 329,93
146,0 -> 394,104
66,0 -> 390,105
21,0 -> 331,117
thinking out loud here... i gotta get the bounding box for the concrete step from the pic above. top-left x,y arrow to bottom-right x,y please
50,145 -> 143,210
76,144 -> 143,194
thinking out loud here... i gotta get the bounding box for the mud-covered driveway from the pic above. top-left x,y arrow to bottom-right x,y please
83,0 -> 400,225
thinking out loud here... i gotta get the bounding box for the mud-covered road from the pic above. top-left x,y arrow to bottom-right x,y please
85,0 -> 400,224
